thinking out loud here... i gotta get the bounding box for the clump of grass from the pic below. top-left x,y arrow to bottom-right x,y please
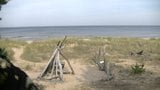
131,63 -> 145,74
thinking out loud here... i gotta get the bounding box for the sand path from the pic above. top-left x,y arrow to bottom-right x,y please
12,47 -> 32,67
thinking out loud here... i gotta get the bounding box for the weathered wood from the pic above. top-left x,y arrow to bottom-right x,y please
59,51 -> 75,74
59,36 -> 67,48
93,47 -> 113,81
104,60 -> 113,81
37,36 -> 74,81
63,72 -> 72,74
55,56 -> 58,77
50,52 -> 57,78
38,48 -> 58,78
57,52 -> 63,80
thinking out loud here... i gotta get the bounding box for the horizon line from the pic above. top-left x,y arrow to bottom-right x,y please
0,25 -> 160,28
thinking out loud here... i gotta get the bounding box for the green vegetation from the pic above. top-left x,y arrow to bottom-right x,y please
131,63 -> 145,74
0,37 -> 159,90
0,67 -> 8,85
105,38 -> 160,62
21,37 -> 160,63
21,37 -> 107,62
0,37 -> 160,63
0,48 -> 10,61
0,39 -> 26,60
0,0 -> 8,4
0,48 -> 10,86
22,39 -> 59,62
0,47 -> 39,90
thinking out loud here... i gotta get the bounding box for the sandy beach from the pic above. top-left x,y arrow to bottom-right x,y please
0,37 -> 160,90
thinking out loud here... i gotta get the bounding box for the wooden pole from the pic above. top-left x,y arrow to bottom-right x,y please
57,51 -> 63,80
38,48 -> 58,78
50,54 -> 57,78
59,51 -> 75,74
59,36 -> 67,48
55,52 -> 58,77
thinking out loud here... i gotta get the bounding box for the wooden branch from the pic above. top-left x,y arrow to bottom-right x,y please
104,61 -> 113,81
50,55 -> 57,78
38,48 -> 58,78
63,72 -> 72,74
59,51 -> 75,74
55,56 -> 58,77
59,36 -> 67,48
57,52 -> 63,80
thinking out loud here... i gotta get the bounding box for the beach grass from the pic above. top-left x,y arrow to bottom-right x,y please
0,37 -> 159,62
22,39 -> 58,62
106,38 -> 160,60
20,37 -> 160,63
0,38 -> 27,60
1,37 -> 159,90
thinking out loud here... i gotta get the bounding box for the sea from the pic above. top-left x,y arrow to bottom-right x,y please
0,26 -> 160,40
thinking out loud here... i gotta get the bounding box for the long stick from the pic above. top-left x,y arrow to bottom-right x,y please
57,51 -> 63,80
59,51 -> 75,74
59,36 -> 67,48
38,48 -> 58,78
50,53 -> 57,78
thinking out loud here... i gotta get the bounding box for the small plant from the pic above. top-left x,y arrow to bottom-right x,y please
0,48 -> 10,61
131,63 -> 145,74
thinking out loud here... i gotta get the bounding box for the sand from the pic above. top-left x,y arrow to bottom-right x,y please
12,47 -> 160,90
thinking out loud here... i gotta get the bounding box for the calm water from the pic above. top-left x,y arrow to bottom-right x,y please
0,26 -> 160,40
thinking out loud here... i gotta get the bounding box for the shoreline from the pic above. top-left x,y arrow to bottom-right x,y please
1,36 -> 160,42
1,26 -> 159,40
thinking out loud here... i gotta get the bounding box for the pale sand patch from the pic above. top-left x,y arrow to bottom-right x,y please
67,43 -> 78,48
115,59 -> 137,67
26,40 -> 33,44
83,38 -> 91,41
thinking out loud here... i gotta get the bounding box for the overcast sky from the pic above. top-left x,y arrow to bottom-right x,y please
0,0 -> 160,27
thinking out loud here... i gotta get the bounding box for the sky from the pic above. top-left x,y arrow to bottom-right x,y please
0,0 -> 160,27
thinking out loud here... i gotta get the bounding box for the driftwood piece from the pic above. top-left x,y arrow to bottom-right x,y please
59,51 -> 75,74
92,47 -> 113,81
104,60 -> 113,81
57,52 -> 63,80
59,36 -> 67,48
130,50 -> 144,56
50,53 -> 57,78
38,48 -> 58,78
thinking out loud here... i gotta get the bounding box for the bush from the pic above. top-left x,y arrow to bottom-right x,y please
131,63 -> 145,74
0,48 -> 10,61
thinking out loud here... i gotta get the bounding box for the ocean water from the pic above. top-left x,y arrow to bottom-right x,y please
0,26 -> 160,40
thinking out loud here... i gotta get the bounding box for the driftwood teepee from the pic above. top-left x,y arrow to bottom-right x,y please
37,36 -> 75,81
